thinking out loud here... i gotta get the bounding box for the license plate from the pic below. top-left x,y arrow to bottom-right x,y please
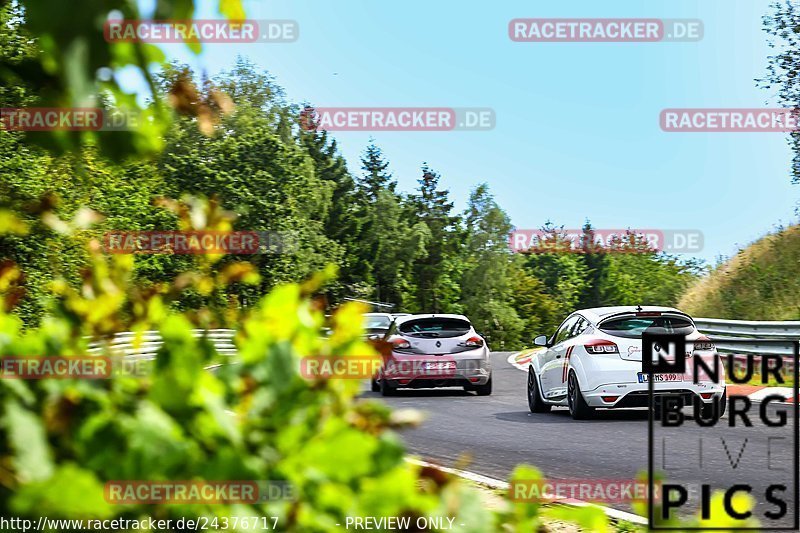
423,362 -> 455,371
637,372 -> 683,383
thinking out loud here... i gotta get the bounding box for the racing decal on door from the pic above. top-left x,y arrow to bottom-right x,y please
561,346 -> 574,382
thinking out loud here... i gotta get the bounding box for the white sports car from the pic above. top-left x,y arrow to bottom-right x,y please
526,306 -> 726,419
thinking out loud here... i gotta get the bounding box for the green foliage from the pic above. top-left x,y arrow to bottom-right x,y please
460,185 -> 523,350
359,141 -> 396,200
761,0 -> 800,191
679,224 -> 800,319
524,251 -> 590,318
0,0 -> 251,158
360,188 -> 429,308
409,165 -> 462,313
598,252 -> 702,307
516,224 -> 701,342
508,258 -> 562,346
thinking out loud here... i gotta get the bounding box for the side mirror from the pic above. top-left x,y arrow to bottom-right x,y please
533,335 -> 549,347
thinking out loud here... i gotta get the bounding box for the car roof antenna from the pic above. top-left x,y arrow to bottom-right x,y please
635,305 -> 643,312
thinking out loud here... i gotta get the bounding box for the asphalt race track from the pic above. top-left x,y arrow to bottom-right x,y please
363,352 -> 798,525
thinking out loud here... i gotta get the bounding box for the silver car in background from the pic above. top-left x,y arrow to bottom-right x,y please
362,312 -> 394,339
372,314 -> 492,396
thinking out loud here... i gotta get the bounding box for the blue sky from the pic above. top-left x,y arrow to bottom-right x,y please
133,0 -> 798,263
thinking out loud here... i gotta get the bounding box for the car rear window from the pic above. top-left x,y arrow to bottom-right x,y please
398,318 -> 471,338
598,315 -> 694,339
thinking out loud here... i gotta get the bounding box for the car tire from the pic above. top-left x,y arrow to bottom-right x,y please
371,378 -> 380,393
527,368 -> 551,413
380,378 -> 396,397
567,371 -> 594,420
474,376 -> 492,396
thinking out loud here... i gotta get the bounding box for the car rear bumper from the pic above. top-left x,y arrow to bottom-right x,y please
382,355 -> 491,388
574,354 -> 725,408
384,375 -> 490,389
583,381 -> 726,408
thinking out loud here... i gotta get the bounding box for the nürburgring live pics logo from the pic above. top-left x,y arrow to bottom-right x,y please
644,333 -> 799,530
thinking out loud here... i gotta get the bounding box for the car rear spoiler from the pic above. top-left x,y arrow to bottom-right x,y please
597,310 -> 695,327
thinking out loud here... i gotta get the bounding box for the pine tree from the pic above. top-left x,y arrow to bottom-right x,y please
578,220 -> 605,308
461,184 -> 523,349
410,165 -> 460,312
299,129 -> 371,299
359,141 -> 396,201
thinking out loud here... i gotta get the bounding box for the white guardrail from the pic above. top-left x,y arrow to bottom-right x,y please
693,318 -> 800,370
86,329 -> 237,359
86,319 -> 800,363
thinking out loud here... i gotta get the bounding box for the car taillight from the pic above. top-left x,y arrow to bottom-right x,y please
392,338 -> 411,350
584,339 -> 619,354
463,336 -> 484,348
693,335 -> 715,351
